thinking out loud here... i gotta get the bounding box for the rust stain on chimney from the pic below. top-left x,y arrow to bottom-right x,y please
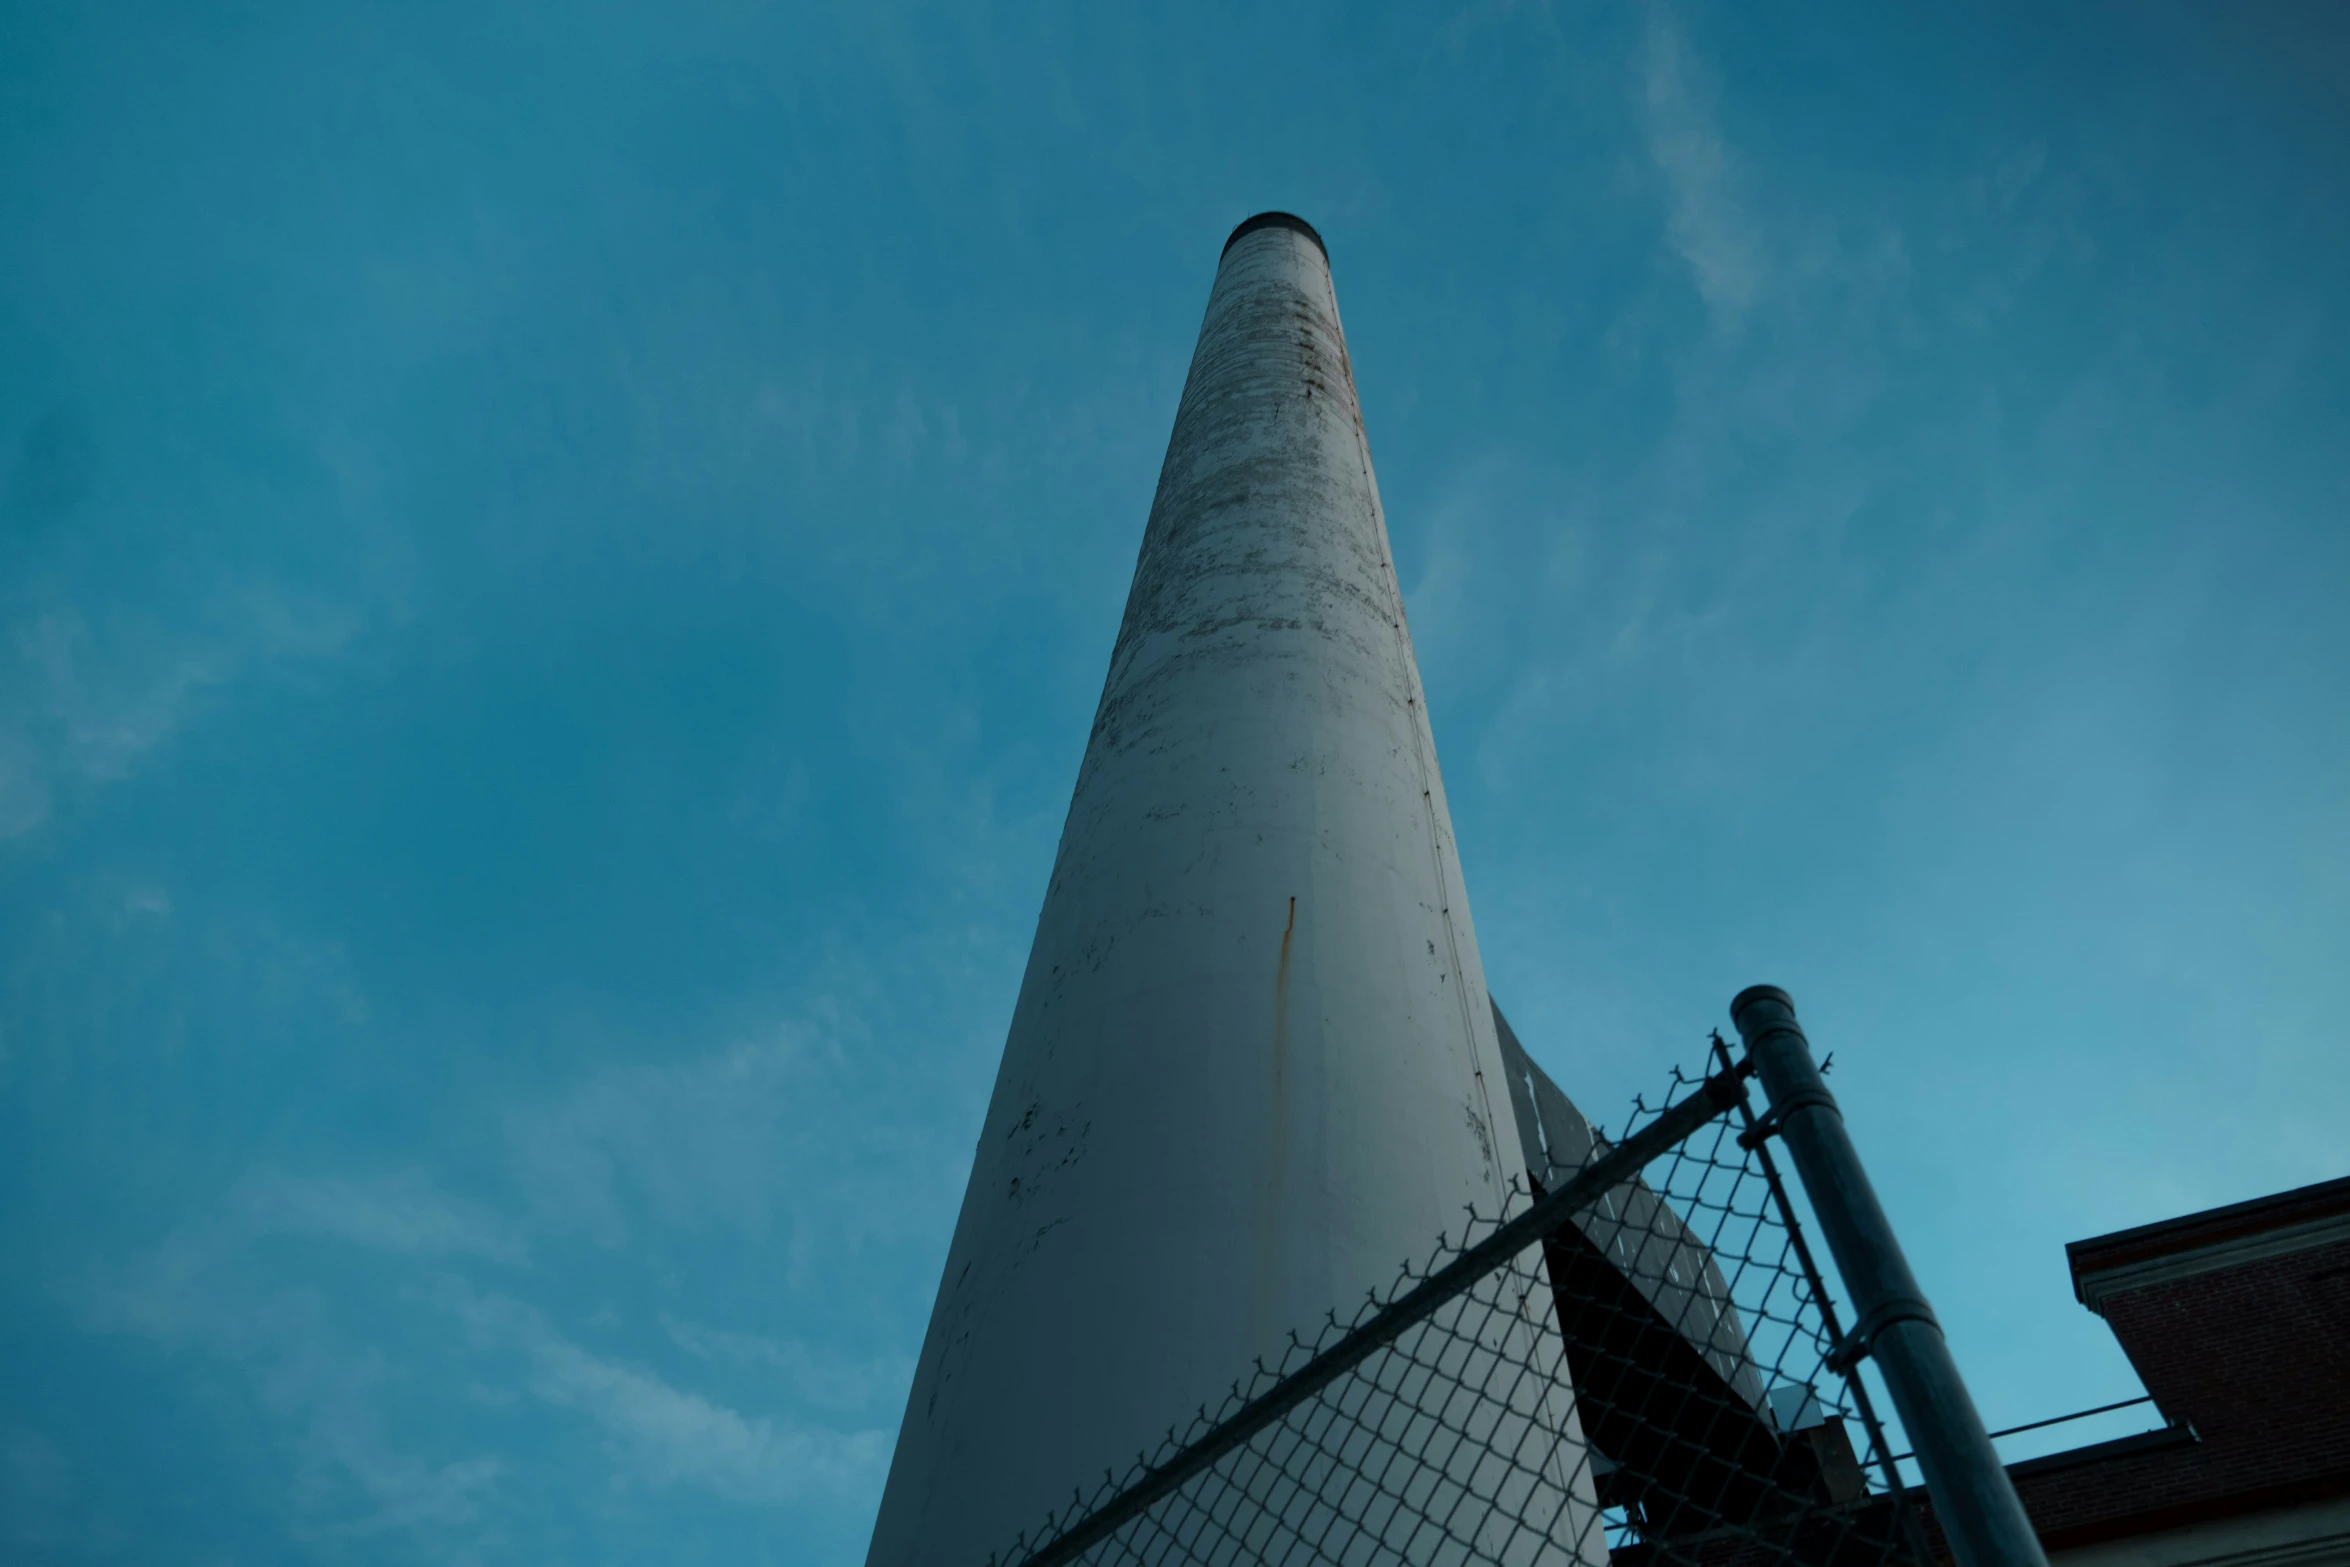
1259,894 -> 1299,1342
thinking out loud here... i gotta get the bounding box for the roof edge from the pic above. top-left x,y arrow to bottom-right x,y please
2066,1173 -> 2350,1304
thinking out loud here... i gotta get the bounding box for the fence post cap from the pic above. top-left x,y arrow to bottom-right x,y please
1729,985 -> 1798,1033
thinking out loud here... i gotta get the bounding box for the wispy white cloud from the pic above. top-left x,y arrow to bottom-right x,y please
294,1402 -> 505,1547
79,1170 -> 889,1547
505,1027 -> 834,1245
1641,4 -> 1760,326
0,609 -> 225,839
80,1216 -> 512,1553
238,1170 -> 529,1267
504,1002 -> 970,1283
80,1170 -> 524,1345
0,581 -> 363,841
663,1314 -> 915,1417
1,1425 -> 80,1552
453,1287 -> 890,1505
1438,9 -> 1938,807
67,989 -> 948,1553
0,374 -> 386,843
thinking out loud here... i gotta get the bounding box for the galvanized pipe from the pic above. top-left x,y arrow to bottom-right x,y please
1729,986 -> 2049,1567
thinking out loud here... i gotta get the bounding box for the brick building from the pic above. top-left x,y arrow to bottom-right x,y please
2009,1173 -> 2350,1567
1880,1174 -> 2350,1567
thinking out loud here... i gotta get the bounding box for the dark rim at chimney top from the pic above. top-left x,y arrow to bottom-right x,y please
1222,211 -> 1327,259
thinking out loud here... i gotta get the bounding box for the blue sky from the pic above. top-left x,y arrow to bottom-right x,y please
2,2 -> 2345,1561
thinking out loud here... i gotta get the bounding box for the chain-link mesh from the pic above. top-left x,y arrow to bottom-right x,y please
986,1042 -> 1927,1567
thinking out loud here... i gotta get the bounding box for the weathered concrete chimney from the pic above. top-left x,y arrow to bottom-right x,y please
865,213 -> 1586,1566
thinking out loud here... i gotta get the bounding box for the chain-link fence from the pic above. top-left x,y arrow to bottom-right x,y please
984,1033 -> 1935,1567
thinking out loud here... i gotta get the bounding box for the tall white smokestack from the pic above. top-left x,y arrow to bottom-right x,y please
866,213 -> 1581,1565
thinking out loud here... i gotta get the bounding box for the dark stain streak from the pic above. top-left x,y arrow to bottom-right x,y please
1277,894 -> 1296,988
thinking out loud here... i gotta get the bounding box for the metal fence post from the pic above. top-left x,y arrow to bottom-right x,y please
1729,986 -> 2049,1567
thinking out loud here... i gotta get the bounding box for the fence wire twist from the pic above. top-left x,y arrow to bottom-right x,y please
987,1043 -> 1927,1567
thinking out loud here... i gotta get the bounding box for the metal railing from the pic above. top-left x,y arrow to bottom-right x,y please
1885,1396 -> 2157,1468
